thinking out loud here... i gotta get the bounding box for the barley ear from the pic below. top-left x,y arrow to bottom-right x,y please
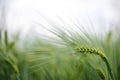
75,47 -> 115,80
96,69 -> 106,80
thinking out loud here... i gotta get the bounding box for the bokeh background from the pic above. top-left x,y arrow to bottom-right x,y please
0,0 -> 120,80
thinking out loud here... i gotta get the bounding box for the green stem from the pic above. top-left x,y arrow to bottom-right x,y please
5,31 -> 8,47
0,30 -> 1,44
103,58 -> 114,80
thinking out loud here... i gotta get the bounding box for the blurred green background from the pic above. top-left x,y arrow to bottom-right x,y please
0,29 -> 120,80
0,0 -> 120,80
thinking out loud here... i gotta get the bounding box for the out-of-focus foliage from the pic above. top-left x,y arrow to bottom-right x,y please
0,25 -> 120,80
0,0 -> 120,79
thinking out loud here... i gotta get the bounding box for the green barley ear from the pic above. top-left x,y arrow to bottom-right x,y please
4,58 -> 20,76
75,46 -> 115,80
96,69 -> 106,80
106,31 -> 112,46
75,60 -> 84,79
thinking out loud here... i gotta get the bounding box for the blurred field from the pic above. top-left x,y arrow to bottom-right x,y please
0,26 -> 120,80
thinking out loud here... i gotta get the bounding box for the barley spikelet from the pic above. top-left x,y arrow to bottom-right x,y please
75,46 -> 114,80
75,47 -> 106,61
96,69 -> 106,80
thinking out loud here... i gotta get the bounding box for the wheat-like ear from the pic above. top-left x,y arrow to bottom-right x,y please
4,58 -> 19,75
75,46 -> 115,80
96,69 -> 106,80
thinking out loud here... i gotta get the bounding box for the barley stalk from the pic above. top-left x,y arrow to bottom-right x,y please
5,31 -> 8,47
75,46 -> 115,80
0,30 -> 1,44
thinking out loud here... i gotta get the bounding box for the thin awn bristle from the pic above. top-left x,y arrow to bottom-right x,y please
75,46 -> 115,80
